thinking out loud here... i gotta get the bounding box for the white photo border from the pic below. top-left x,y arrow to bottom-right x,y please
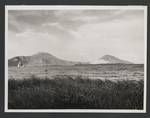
5,5 -> 148,113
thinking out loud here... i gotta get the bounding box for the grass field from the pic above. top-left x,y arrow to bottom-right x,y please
8,64 -> 144,81
8,75 -> 144,109
8,64 -> 144,109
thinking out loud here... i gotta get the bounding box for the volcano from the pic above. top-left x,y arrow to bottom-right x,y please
91,55 -> 133,64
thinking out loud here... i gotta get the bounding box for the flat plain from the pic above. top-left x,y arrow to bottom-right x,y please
8,64 -> 144,81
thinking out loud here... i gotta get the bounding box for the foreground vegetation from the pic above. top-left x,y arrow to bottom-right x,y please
8,75 -> 143,109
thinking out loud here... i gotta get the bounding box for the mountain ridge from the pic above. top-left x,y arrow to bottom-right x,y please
8,52 -> 133,67
8,52 -> 80,67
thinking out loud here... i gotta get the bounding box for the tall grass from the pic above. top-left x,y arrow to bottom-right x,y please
8,75 -> 143,109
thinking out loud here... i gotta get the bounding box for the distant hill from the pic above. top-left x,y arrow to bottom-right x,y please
8,52 -> 79,67
8,53 -> 133,67
91,55 -> 133,64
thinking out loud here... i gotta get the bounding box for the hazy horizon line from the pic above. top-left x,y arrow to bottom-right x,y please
8,51 -> 145,64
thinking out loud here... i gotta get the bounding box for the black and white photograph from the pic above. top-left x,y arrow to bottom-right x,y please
5,6 -> 147,113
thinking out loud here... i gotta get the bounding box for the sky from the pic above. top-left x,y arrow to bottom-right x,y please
8,8 -> 145,63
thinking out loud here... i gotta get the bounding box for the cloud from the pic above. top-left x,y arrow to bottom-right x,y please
8,9 -> 145,63
8,9 -> 144,34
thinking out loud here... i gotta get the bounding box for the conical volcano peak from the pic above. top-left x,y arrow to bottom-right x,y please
100,55 -> 117,60
92,55 -> 133,64
8,52 -> 80,67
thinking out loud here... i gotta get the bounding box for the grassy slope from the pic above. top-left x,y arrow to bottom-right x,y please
8,75 -> 143,109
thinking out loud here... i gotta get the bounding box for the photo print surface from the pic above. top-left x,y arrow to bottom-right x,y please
5,6 -> 147,113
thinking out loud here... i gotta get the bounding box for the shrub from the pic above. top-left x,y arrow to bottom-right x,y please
8,75 -> 143,109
